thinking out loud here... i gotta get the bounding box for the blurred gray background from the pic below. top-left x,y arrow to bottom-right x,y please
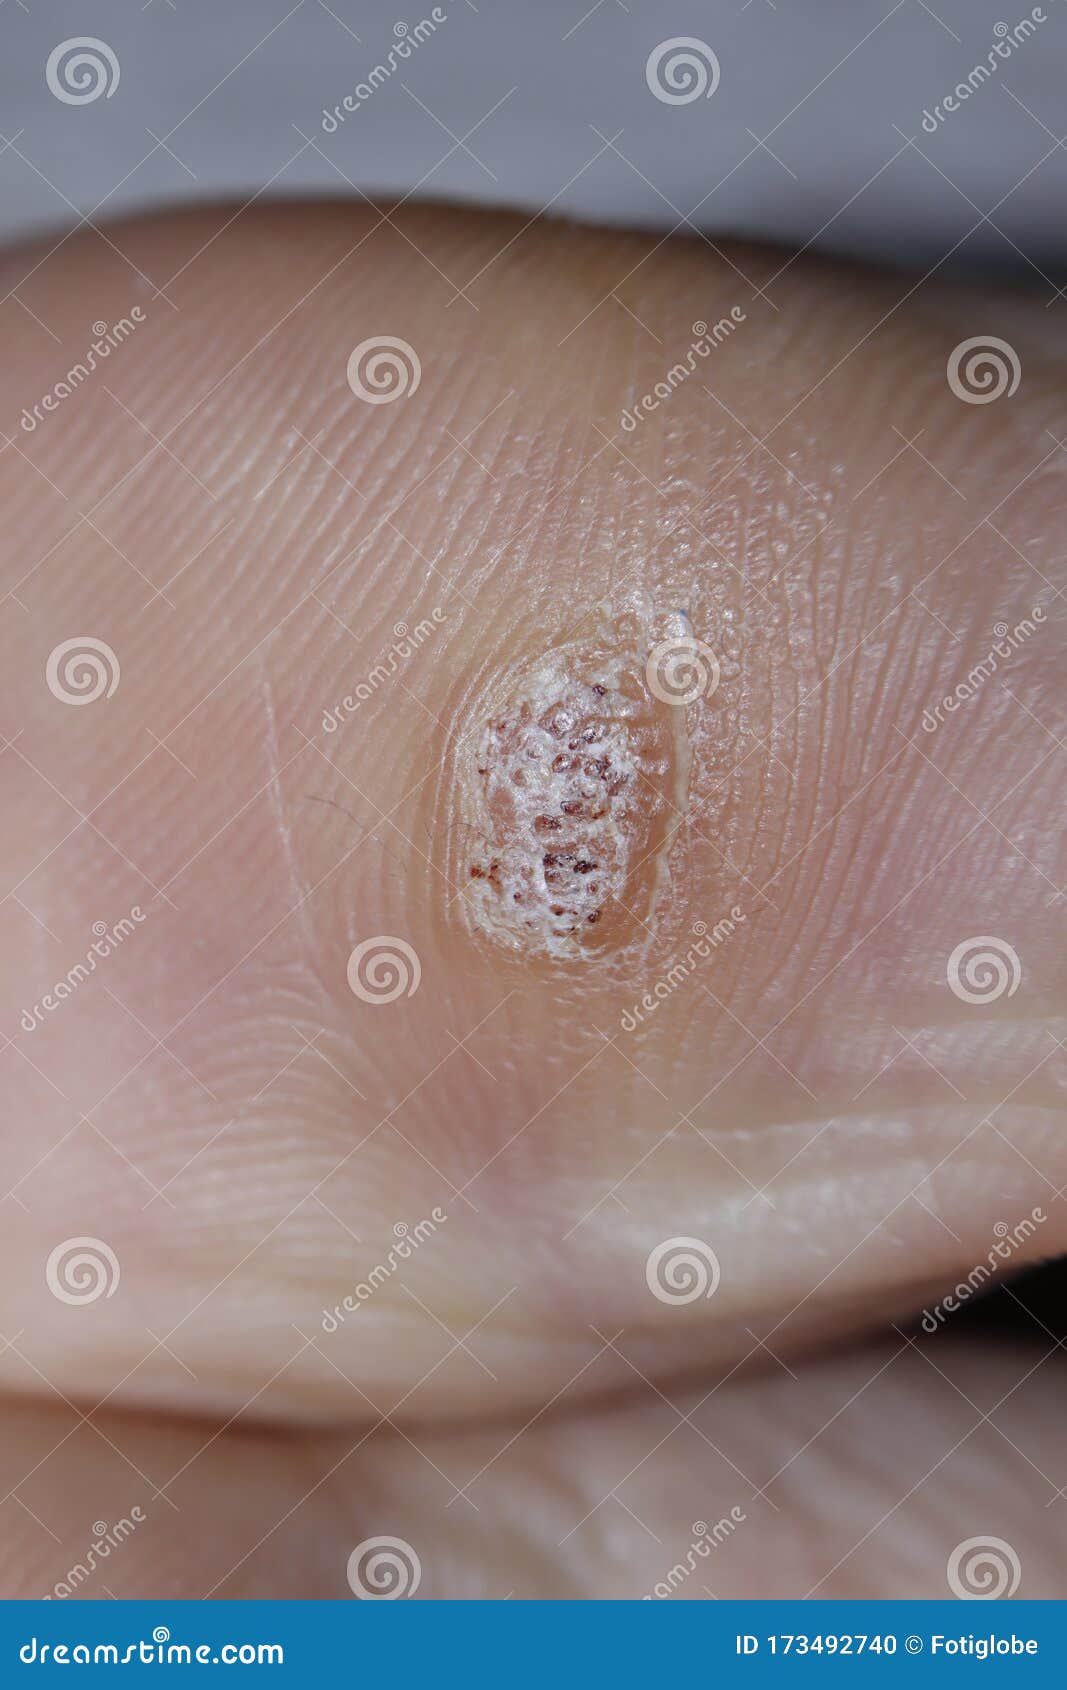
1,0 -> 1064,275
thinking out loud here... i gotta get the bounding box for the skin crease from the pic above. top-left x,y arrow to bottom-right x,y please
0,204 -> 1063,1596
1,1341 -> 1064,1600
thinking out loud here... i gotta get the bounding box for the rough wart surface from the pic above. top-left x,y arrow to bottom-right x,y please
453,628 -> 682,960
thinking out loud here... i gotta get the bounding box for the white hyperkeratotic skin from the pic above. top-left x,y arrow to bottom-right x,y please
451,605 -> 707,961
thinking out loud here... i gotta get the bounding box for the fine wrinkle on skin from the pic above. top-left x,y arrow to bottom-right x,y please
260,670 -> 319,964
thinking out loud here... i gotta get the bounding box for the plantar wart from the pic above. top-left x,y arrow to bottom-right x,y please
454,634 -> 678,960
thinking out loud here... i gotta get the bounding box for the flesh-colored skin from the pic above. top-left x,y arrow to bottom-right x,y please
0,205 -> 1063,1597
3,1339 -> 1064,1601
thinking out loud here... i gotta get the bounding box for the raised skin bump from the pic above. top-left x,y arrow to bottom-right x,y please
448,609 -> 701,961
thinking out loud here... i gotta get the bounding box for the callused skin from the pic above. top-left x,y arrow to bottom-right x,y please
0,204 -> 1063,1438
